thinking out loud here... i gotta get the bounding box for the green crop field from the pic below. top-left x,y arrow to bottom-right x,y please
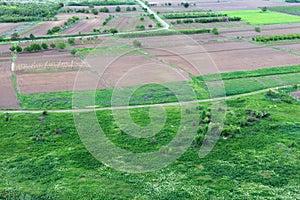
1,91 -> 299,199
268,6 -> 300,16
221,10 -> 300,25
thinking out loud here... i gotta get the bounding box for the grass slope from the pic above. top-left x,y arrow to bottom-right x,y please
0,92 -> 299,199
221,10 -> 300,25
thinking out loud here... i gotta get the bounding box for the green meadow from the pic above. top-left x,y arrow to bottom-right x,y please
221,10 -> 300,25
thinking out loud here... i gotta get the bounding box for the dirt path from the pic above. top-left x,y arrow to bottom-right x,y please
0,58 -> 20,109
0,85 -> 295,114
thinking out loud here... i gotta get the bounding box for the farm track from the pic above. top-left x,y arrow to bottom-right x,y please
0,85 -> 296,114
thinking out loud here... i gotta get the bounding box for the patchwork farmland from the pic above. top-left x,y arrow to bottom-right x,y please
0,0 -> 299,199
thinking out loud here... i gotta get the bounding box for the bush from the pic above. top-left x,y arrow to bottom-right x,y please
71,49 -> 78,55
115,6 -> 121,12
255,27 -> 261,33
133,40 -> 142,48
212,28 -> 219,35
68,38 -> 75,45
110,28 -> 118,34
41,43 -> 48,50
99,7 -> 109,13
56,42 -> 67,50
126,7 -> 131,12
15,46 -> 22,53
92,8 -> 99,15
50,43 -> 56,48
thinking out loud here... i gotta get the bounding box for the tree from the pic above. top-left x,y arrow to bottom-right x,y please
115,6 -> 121,12
255,27 -> 261,33
132,7 -> 137,11
261,7 -> 267,12
15,45 -> 22,53
140,17 -> 144,21
29,33 -> 35,39
126,7 -> 131,12
92,8 -> 99,15
133,40 -> 142,48
9,45 -> 16,52
110,28 -> 118,34
68,38 -> 75,45
41,43 -> 48,50
100,7 -> 109,13
30,43 -> 42,51
212,28 -> 219,35
50,43 -> 56,48
71,49 -> 78,55
183,2 -> 190,8
56,42 -> 67,50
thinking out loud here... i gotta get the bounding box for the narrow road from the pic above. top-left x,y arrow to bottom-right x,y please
0,85 -> 295,114
135,0 -> 170,29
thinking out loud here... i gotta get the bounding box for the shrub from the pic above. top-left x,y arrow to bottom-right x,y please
126,7 -> 131,12
56,42 -> 67,50
115,6 -> 121,12
92,8 -> 99,15
212,28 -> 219,35
68,38 -> 75,45
50,43 -> 56,48
255,27 -> 261,33
41,43 -> 48,50
71,49 -> 78,55
99,7 -> 109,13
110,28 -> 118,34
15,46 -> 22,53
133,40 -> 142,48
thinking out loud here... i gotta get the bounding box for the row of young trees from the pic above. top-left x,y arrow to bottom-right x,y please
171,17 -> 241,24
253,33 -> 300,42
47,16 -> 80,35
163,13 -> 227,19
9,38 -> 76,53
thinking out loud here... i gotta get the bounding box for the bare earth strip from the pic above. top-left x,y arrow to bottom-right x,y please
21,21 -> 66,37
0,58 -> 20,109
62,18 -> 105,35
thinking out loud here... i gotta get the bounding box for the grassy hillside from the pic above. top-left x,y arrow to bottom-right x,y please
0,91 -> 299,199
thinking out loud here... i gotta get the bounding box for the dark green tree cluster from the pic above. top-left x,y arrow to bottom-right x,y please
0,2 -> 63,22
253,33 -> 300,42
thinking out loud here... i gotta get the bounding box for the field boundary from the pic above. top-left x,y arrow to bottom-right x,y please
0,84 -> 297,114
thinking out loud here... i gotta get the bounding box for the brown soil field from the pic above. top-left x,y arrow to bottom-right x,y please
17,53 -> 189,94
202,41 -> 300,73
105,14 -> 155,32
62,18 -> 106,34
55,13 -> 105,21
21,21 -> 66,37
16,70 -> 100,94
169,21 -> 249,30
135,35 -> 300,75
152,0 -> 293,12
273,43 -> 300,55
0,23 -> 24,35
0,57 -> 20,108
291,91 -> 300,99
221,23 -> 300,38
0,44 -> 14,55
14,50 -> 84,72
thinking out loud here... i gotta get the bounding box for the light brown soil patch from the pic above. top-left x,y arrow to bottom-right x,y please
0,58 -> 20,109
